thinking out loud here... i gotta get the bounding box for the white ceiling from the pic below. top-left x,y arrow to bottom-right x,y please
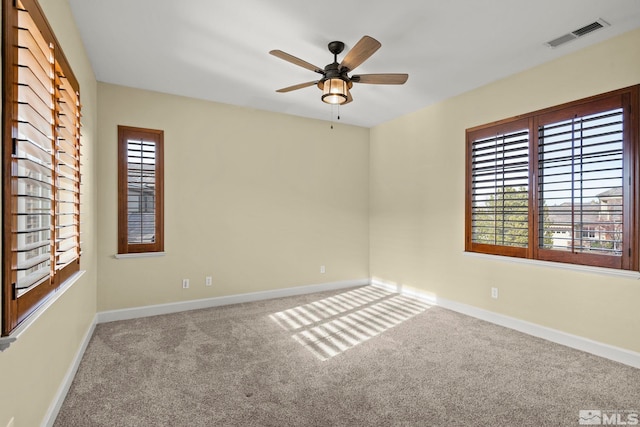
68,0 -> 640,128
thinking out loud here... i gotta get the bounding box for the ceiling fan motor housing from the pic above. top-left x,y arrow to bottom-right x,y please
328,41 -> 345,56
317,62 -> 352,90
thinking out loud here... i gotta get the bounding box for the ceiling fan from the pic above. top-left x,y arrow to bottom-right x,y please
269,35 -> 408,105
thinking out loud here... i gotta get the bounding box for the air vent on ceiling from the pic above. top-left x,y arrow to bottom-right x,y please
546,18 -> 610,48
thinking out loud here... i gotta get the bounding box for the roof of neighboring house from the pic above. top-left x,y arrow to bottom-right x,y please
546,201 -> 601,229
597,187 -> 623,198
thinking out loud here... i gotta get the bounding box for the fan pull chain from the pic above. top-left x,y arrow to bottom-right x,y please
330,104 -> 335,129
331,104 -> 336,129
330,104 -> 342,129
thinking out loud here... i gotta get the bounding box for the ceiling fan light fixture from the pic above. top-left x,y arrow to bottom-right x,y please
321,78 -> 348,105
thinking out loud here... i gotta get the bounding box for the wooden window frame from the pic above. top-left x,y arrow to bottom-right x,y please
117,125 -> 164,254
2,0 -> 82,335
465,85 -> 639,271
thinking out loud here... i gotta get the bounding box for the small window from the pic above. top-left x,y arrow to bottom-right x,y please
118,126 -> 164,254
466,86 -> 639,271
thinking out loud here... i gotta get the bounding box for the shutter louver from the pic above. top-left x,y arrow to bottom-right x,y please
3,0 -> 82,335
470,127 -> 530,249
126,139 -> 156,245
13,3 -> 54,295
538,108 -> 624,258
54,62 -> 81,271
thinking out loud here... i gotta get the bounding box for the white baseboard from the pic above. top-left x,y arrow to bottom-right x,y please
43,315 -> 97,427
371,278 -> 640,369
96,278 -> 370,324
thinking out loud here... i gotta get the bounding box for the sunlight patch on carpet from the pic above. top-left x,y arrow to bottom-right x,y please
270,286 -> 431,361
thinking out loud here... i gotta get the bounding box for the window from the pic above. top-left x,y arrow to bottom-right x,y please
466,119 -> 531,258
465,86 -> 639,271
2,0 -> 82,335
117,126 -> 164,254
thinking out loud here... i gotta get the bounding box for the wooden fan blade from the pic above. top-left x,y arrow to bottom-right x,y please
276,81 -> 318,93
339,36 -> 381,72
269,50 -> 324,74
352,73 -> 409,85
344,91 -> 353,105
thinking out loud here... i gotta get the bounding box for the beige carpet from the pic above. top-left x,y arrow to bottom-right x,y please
55,285 -> 640,426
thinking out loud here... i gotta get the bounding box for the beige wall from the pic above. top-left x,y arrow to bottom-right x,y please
370,28 -> 640,353
97,84 -> 370,311
0,0 -> 98,426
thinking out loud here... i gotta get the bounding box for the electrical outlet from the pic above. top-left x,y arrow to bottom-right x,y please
182,279 -> 190,289
491,287 -> 499,299
320,265 -> 326,274
205,276 -> 212,286
7,417 -> 15,427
